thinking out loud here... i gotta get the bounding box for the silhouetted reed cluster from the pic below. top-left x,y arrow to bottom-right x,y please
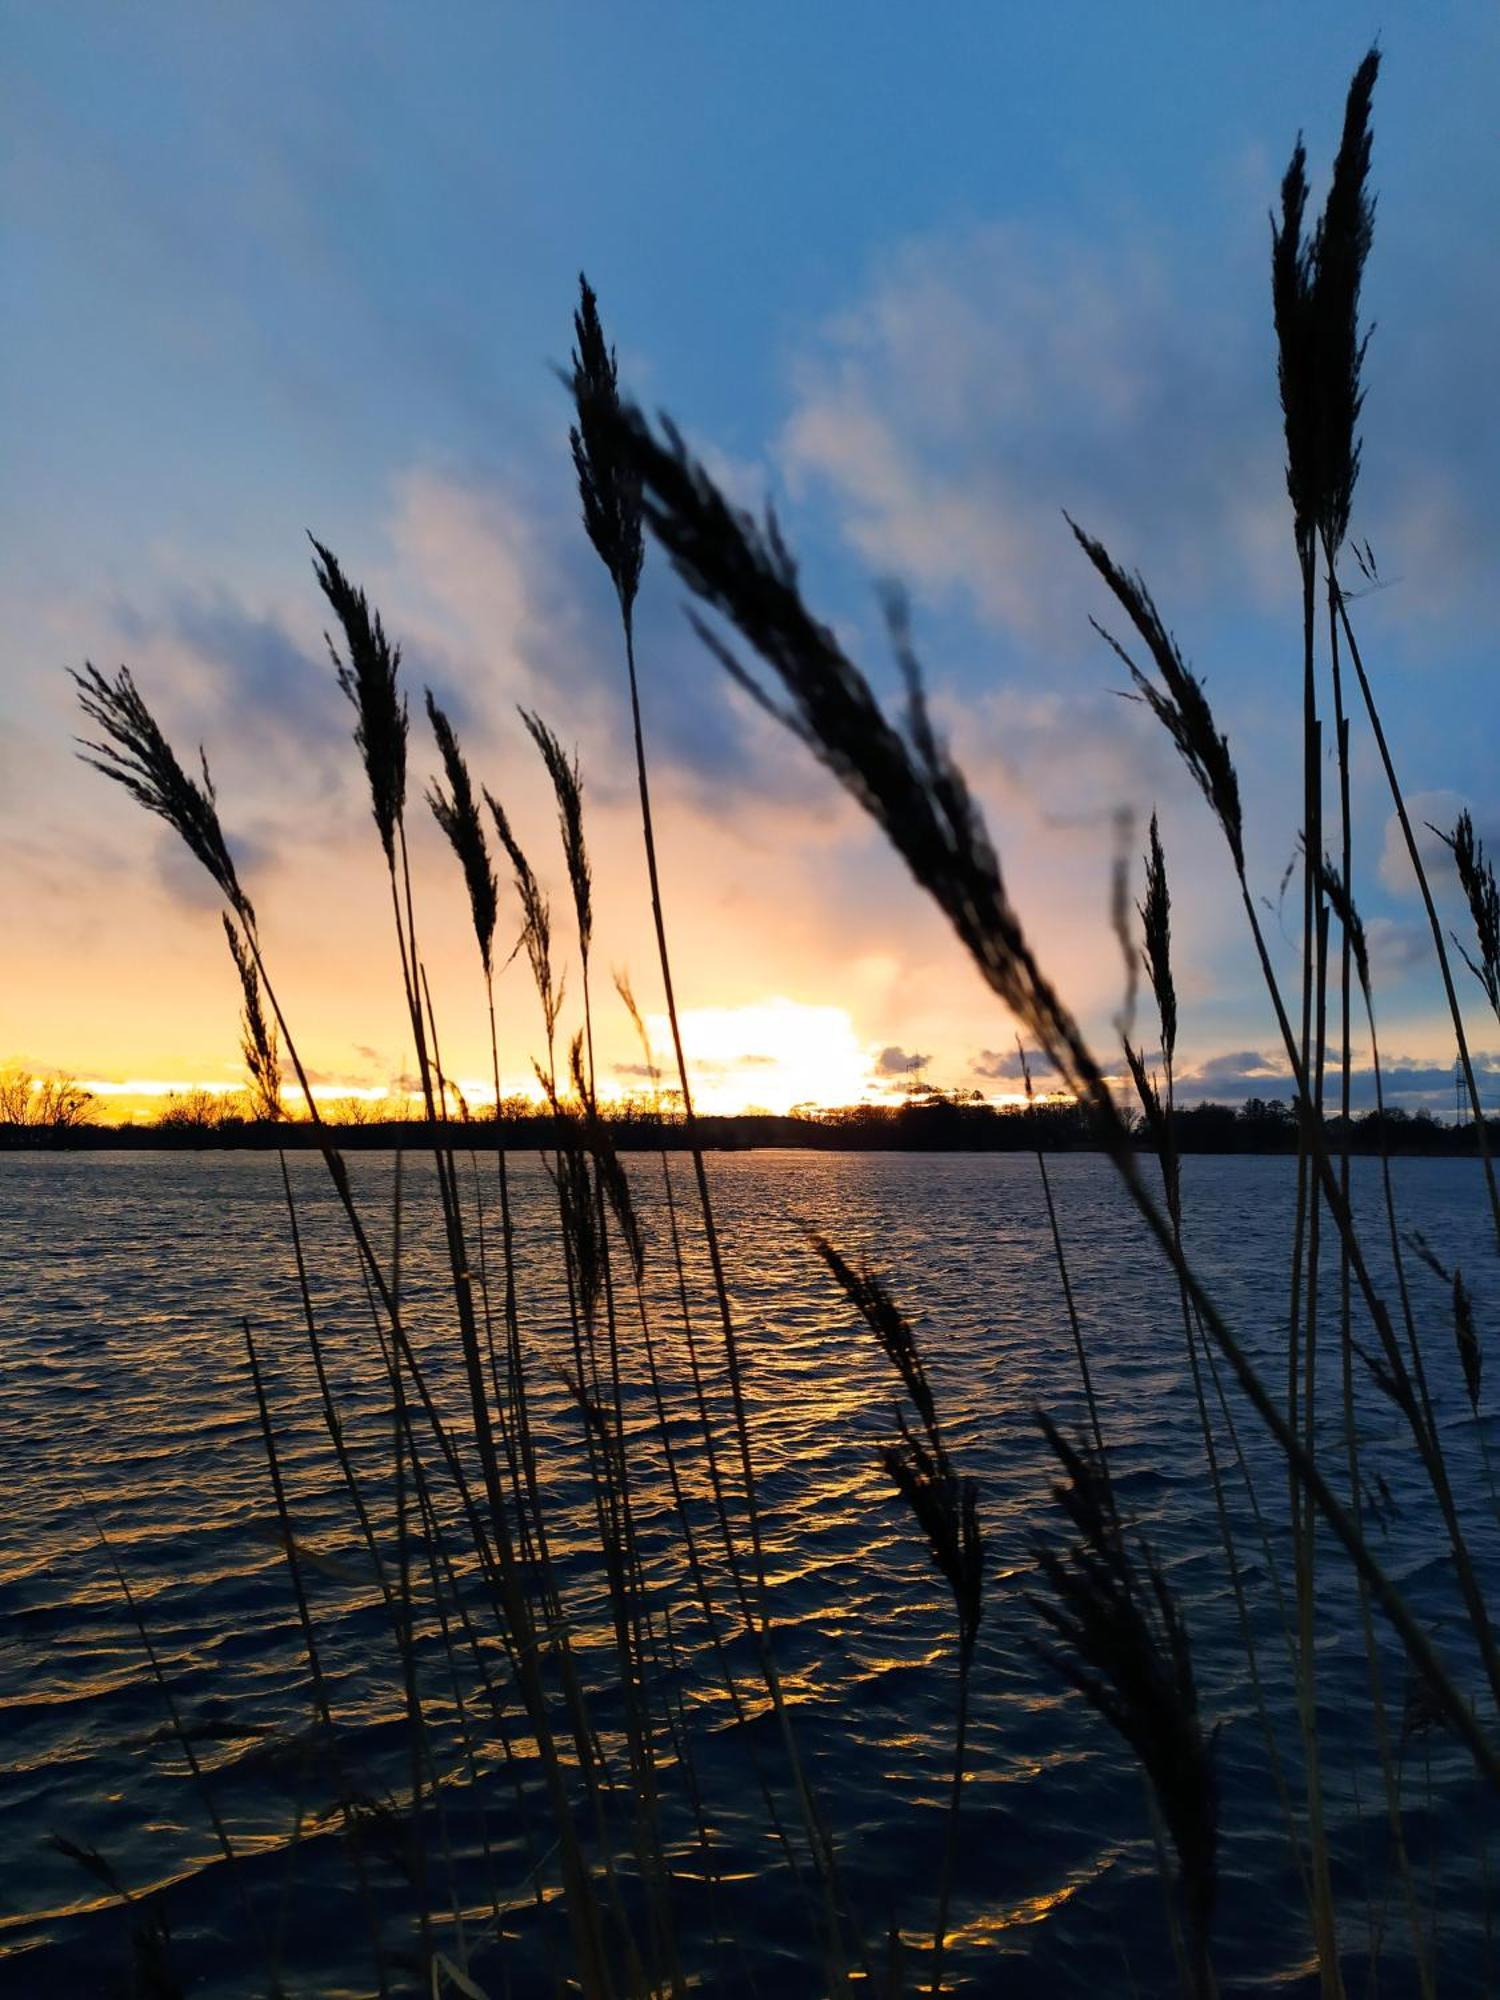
1029,1418 -> 1217,1993
59,43 -> 1500,2000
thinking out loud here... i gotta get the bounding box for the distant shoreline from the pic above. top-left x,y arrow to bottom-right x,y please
3,1101 -> 1493,1158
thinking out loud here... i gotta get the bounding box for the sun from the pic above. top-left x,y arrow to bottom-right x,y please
634,998 -> 874,1115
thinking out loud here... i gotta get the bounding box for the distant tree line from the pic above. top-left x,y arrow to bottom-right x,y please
0,1066 -> 98,1130
0,1067 -> 1492,1157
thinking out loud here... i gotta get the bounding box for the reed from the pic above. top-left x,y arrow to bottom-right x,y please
606,67 -> 1500,1983
1441,809 -> 1500,1028
1028,1416 -> 1217,1995
57,44 -> 1500,2000
809,1236 -> 981,1994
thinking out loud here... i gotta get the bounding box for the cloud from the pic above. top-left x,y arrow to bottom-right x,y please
1175,1049 -> 1292,1098
153,821 -> 277,915
1353,1052 -> 1500,1115
972,1045 -> 1059,1082
384,469 -> 555,723
1365,915 -> 1430,982
1168,1045 -> 1500,1115
1378,790 -> 1466,899
780,222 -> 1288,643
86,464 -> 832,846
103,587 -> 349,789
933,681 -> 1173,839
384,465 -> 837,814
780,211 -> 1500,657
873,1044 -> 928,1077
155,593 -> 331,741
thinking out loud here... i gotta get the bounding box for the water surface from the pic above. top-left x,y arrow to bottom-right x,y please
3,1149 -> 1498,1995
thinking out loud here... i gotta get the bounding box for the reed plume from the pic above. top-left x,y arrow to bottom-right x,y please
1271,136 -> 1317,566
812,1236 -> 982,1649
522,709 -> 592,964
72,665 -> 254,926
486,787 -> 564,1059
608,411 -> 1102,1108
1454,1271 -> 1482,1418
1411,1235 -> 1484,1418
1271,47 -> 1379,562
1315,854 -> 1371,1000
1068,523 -> 1244,874
556,1122 -> 606,1334
568,1037 -> 645,1285
1029,1414 -> 1217,1993
310,536 -> 408,866
46,1837 -> 181,2000
811,1234 -> 980,1994
1139,813 -> 1177,1069
425,692 -> 498,979
221,914 -> 282,1120
1123,812 -> 1173,1158
1439,810 -> 1500,1026
569,273 -> 644,616
879,1428 -> 983,1653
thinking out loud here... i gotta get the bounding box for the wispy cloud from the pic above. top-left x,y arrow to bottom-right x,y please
972,1046 -> 1058,1083
781,212 -> 1500,652
780,223 -> 1289,641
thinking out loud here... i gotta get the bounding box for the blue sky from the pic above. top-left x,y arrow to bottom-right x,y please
4,4 -> 1499,1114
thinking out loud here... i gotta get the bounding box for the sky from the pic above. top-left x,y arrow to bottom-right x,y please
4,3 -> 1500,1119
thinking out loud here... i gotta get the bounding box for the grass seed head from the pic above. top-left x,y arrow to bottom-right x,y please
1271,48 -> 1380,561
1070,523 -> 1244,875
569,274 -> 644,616
310,537 -> 408,867
1453,1268 -> 1482,1415
1409,1234 -> 1483,1416
486,787 -> 563,1047
1139,813 -> 1177,1068
882,1434 -> 984,1654
425,692 -> 498,979
221,915 -> 282,1120
1029,1413 -> 1218,1969
1439,809 -> 1500,1023
812,1233 -> 982,1647
522,709 -> 592,963
1315,854 -> 1371,1000
73,664 -> 254,927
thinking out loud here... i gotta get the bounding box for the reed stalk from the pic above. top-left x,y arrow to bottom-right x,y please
1127,821 -> 1313,1931
569,272 -> 860,1982
809,1237 -> 982,1995
243,1318 -> 391,1996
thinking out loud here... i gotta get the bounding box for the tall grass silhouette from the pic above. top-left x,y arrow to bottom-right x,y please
59,44 -> 1500,1999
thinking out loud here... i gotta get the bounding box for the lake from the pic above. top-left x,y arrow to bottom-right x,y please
2,1148 -> 1498,1996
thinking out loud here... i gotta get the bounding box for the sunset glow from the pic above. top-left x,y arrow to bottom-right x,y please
9,18 -> 1500,1999
2,9 -> 1495,1118
641,999 -> 876,1115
